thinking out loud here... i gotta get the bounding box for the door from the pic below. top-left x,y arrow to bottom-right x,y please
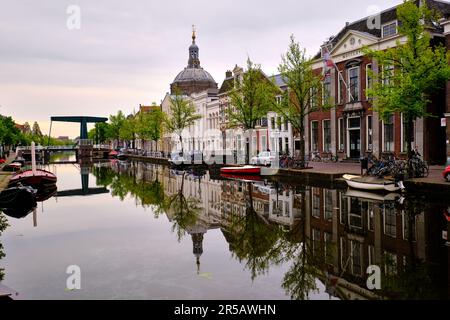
349,130 -> 361,159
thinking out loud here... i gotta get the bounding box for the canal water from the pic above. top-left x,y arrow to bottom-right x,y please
0,157 -> 449,300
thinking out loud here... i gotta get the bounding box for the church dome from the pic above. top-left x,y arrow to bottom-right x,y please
170,27 -> 218,96
173,68 -> 216,83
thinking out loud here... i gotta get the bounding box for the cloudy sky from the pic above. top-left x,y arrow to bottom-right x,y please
0,0 -> 400,138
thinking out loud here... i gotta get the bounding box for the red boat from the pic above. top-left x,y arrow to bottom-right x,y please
109,150 -> 119,159
443,166 -> 450,182
9,169 -> 57,188
220,166 -> 261,175
220,173 -> 263,182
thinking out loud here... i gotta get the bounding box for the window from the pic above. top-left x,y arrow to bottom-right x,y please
401,114 -> 415,153
277,117 -> 282,131
350,241 -> 362,276
284,119 -> 289,132
323,74 -> 332,105
383,115 -> 394,152
382,21 -> 397,38
261,135 -> 267,152
271,117 -> 275,130
311,121 -> 319,152
383,65 -> 394,86
348,67 -> 360,102
402,211 -> 417,241
366,64 -> 373,100
285,138 -> 289,155
312,188 -> 321,218
323,120 -> 331,152
384,204 -> 397,238
338,72 -> 345,104
310,87 -> 318,108
367,115 -> 373,151
338,118 -> 344,151
276,96 -> 282,105
324,189 -> 333,220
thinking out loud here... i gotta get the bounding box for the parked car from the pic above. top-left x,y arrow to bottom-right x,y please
443,166 -> 450,182
169,151 -> 189,166
250,151 -> 276,166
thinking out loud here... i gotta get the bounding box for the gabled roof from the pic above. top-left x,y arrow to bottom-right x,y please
218,77 -> 234,95
314,0 -> 450,59
271,74 -> 287,88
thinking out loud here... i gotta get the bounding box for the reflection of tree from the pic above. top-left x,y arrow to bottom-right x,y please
223,183 -> 282,280
274,187 -> 323,300
0,212 -> 9,281
92,164 -> 165,209
162,172 -> 201,241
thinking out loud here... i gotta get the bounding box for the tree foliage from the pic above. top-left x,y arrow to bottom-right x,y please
276,35 -> 329,164
163,90 -> 201,154
364,0 -> 450,157
225,58 -> 278,163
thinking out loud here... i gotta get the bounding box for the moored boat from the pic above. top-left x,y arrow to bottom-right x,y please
8,169 -> 57,188
343,174 -> 404,192
220,173 -> 263,182
108,150 -> 119,159
220,166 -> 261,175
0,185 -> 36,208
2,162 -> 22,172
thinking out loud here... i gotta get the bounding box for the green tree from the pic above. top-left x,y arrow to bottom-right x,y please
163,90 -> 201,155
32,121 -> 43,137
89,123 -> 109,144
0,116 -> 22,148
276,35 -> 328,167
364,0 -> 450,161
120,115 -> 138,148
107,111 -> 126,148
225,58 -> 277,164
136,109 -> 164,151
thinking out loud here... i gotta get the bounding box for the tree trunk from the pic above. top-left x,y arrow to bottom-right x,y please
179,135 -> 184,156
246,134 -> 250,165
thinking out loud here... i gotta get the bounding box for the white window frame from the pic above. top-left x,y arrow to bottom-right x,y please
322,119 -> 331,152
322,73 -> 332,105
400,113 -> 416,153
338,117 -> 344,151
366,115 -> 373,151
365,64 -> 372,100
337,72 -> 344,104
311,120 -> 319,152
382,115 -> 395,153
347,66 -> 360,103
381,20 -> 398,38
346,116 -> 361,157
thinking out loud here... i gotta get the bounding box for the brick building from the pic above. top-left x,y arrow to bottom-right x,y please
306,0 -> 450,164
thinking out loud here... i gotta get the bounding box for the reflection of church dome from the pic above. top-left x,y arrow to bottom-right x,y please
170,28 -> 218,96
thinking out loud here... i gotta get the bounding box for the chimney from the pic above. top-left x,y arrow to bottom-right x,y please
346,22 -> 350,27
225,70 -> 232,78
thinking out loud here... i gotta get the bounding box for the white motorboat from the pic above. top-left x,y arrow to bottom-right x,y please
343,174 -> 404,192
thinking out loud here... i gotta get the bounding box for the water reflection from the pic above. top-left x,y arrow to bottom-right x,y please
91,161 -> 449,300
0,213 -> 7,282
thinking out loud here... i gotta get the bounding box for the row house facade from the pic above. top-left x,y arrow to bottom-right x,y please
306,0 -> 450,164
218,67 -> 294,160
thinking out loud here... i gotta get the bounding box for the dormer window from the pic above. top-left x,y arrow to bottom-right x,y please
382,21 -> 398,38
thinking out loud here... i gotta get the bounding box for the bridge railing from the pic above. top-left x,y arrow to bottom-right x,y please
78,139 -> 93,146
16,145 -> 77,151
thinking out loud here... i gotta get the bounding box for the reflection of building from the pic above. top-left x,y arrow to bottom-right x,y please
302,187 -> 449,299
103,162 -> 449,299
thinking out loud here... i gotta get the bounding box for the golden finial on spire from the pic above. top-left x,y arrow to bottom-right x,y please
192,24 -> 196,42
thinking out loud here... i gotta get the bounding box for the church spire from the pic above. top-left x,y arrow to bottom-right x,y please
188,25 -> 200,68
